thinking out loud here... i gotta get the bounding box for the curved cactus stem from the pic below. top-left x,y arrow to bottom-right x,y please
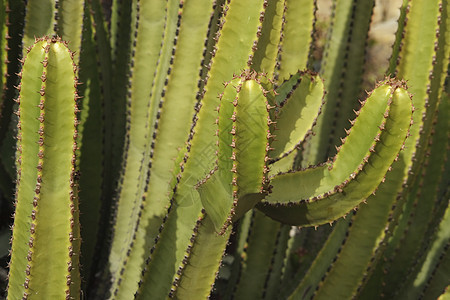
275,0 -> 316,84
266,70 -> 321,173
172,213 -> 231,299
7,37 -> 79,300
258,82 -> 413,226
269,71 -> 324,160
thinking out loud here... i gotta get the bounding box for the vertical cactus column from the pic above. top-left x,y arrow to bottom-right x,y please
7,36 -> 80,300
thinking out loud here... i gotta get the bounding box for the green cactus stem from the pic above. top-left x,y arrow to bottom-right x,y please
268,71 -> 324,161
258,79 -> 413,226
135,1 -> 269,298
197,70 -> 274,234
305,0 -> 375,165
7,36 -> 80,300
275,0 -> 316,83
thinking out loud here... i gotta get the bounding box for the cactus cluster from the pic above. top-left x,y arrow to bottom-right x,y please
0,0 -> 448,299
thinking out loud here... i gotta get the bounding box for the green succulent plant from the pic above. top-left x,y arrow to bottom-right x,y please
0,0 -> 448,299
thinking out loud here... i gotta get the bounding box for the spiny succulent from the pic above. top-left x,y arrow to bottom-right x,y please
0,0 -> 448,299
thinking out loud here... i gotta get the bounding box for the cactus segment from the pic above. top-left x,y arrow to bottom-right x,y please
409,0 -> 449,179
135,199 -> 204,298
76,1 -> 105,288
360,2 -> 449,296
0,0 -> 6,104
257,82 -> 413,226
111,1 -> 216,297
379,96 -> 449,298
252,0 -> 284,76
197,71 -> 273,233
7,37 -> 79,300
109,0 -> 132,179
261,224 -> 290,299
288,218 -> 351,299
173,213 -> 230,299
7,37 -> 46,300
136,2 -> 269,296
233,76 -> 271,196
401,199 -> 450,299
175,0 -> 267,196
0,0 -> 21,193
387,0 -> 409,75
438,286 -> 450,300
275,0 -> 316,83
232,211 -> 283,299
108,0 -> 170,284
269,71 -> 324,160
393,0 -> 442,171
57,0 -> 84,62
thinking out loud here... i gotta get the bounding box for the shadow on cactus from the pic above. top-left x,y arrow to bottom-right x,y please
0,0 -> 449,299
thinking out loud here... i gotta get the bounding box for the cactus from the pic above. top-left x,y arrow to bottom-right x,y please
7,36 -> 80,300
0,0 -> 448,299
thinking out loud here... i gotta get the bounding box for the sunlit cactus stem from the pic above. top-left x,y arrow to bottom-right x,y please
7,36 -> 80,300
0,0 -> 448,299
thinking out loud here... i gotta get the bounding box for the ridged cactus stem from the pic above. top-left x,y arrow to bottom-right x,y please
197,70 -> 275,234
258,79 -> 414,227
7,36 -> 80,300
